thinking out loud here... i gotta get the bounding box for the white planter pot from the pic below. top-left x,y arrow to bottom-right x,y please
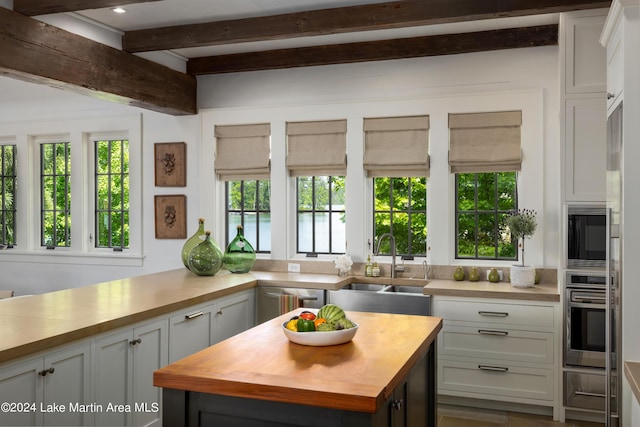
510,265 -> 536,288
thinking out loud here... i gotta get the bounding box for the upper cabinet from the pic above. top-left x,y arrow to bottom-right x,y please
563,12 -> 607,94
561,10 -> 609,203
600,0 -> 638,116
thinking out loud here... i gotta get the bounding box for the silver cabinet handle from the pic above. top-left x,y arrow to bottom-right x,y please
575,391 -> 606,399
607,93 -> 615,99
185,311 -> 204,320
478,329 -> 508,336
130,338 -> 142,345
478,365 -> 509,372
391,399 -> 404,410
478,311 -> 509,317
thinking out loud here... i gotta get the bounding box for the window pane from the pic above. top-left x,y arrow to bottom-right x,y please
296,176 -> 345,255
297,176 -> 313,210
314,177 -> 329,211
259,214 -> 271,252
298,212 -> 313,253
226,180 -> 271,253
41,142 -> 71,247
457,213 -> 476,258
331,212 -> 346,253
455,172 -> 517,260
94,139 -> 129,249
0,145 -> 16,246
373,177 -> 426,257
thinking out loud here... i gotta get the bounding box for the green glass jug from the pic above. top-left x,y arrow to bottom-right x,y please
181,218 -> 206,269
224,225 -> 256,273
188,231 -> 223,276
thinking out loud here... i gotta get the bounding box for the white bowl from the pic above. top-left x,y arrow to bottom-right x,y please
282,321 -> 358,346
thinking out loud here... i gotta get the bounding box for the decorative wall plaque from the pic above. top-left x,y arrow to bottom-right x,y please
154,195 -> 186,239
155,142 -> 186,187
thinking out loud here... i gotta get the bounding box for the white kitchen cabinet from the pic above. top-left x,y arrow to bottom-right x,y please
563,12 -> 607,94
168,303 -> 216,364
434,296 -> 559,411
212,289 -> 255,344
563,96 -> 607,202
168,289 -> 256,363
93,318 -> 167,427
605,19 -> 624,114
0,342 -> 91,427
561,9 -> 608,204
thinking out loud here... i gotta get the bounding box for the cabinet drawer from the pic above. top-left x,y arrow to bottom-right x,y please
435,299 -> 554,329
439,325 -> 554,364
438,359 -> 554,402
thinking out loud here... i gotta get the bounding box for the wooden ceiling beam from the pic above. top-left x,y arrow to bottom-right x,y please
124,0 -> 608,53
13,0 -> 162,16
0,7 -> 196,116
187,24 -> 558,75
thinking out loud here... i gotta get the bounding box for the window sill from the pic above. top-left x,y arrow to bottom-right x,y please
0,249 -> 144,267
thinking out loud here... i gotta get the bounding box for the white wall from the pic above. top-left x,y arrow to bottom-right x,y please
0,44 -> 560,295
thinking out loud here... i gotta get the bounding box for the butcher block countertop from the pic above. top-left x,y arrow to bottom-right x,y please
154,310 -> 442,413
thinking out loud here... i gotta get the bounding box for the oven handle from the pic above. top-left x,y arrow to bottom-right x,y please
572,295 -> 606,304
575,390 -> 606,399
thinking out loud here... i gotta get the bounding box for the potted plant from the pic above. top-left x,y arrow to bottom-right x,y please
505,208 -> 537,287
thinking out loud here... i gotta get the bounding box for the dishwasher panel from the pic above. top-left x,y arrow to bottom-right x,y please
256,286 -> 325,324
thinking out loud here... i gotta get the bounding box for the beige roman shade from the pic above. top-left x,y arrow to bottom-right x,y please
214,123 -> 271,180
448,111 -> 522,173
363,115 -> 430,177
286,119 -> 347,176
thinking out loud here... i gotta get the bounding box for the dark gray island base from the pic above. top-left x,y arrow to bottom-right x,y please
155,311 -> 442,427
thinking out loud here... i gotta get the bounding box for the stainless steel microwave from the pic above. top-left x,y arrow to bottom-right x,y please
567,205 -> 606,269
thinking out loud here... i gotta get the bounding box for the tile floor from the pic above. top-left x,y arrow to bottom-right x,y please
437,405 -> 604,427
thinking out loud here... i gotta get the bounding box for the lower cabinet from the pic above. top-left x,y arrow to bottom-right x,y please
93,318 -> 167,427
168,289 -> 256,364
0,288 -> 256,427
0,342 -> 91,427
434,296 -> 559,410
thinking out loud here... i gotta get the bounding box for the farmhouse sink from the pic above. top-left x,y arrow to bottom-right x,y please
328,283 -> 430,316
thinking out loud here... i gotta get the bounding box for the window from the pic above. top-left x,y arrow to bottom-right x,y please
296,176 -> 345,255
226,180 -> 271,253
40,141 -> 71,248
0,144 -> 16,247
373,177 -> 426,256
95,139 -> 129,249
455,172 -> 517,259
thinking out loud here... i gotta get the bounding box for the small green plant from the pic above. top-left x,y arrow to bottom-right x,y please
505,209 -> 537,266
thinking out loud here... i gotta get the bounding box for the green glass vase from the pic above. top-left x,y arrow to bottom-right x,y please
181,218 -> 206,269
187,231 -> 223,276
223,225 -> 256,273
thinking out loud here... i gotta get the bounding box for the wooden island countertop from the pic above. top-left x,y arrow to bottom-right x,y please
154,310 -> 442,414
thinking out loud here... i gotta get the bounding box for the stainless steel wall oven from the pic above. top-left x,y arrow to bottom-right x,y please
564,270 -> 618,419
565,271 -> 608,369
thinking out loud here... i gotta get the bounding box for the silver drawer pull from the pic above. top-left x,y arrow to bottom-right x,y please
478,365 -> 509,372
478,329 -> 508,336
185,311 -> 204,320
575,391 -> 606,399
573,295 -> 606,304
478,311 -> 509,317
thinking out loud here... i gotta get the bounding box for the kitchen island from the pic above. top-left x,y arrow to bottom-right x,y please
154,310 -> 442,427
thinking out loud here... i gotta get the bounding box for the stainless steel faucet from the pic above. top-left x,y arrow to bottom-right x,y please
375,233 -> 398,278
